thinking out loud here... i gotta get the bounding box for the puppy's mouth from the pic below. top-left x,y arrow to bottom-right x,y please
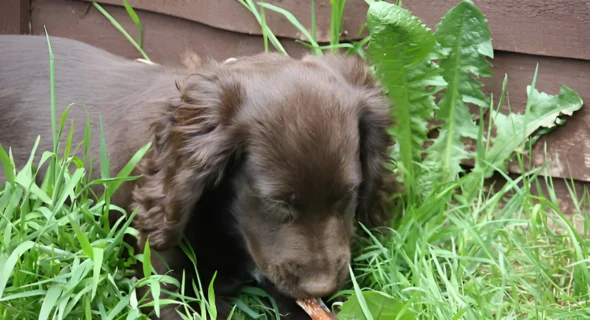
248,264 -> 345,301
248,266 -> 339,318
239,230 -> 347,299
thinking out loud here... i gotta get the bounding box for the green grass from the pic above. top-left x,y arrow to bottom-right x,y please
1,0 -> 589,319
339,173 -> 590,319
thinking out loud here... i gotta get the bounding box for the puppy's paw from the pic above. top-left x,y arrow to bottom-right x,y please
134,206 -> 184,251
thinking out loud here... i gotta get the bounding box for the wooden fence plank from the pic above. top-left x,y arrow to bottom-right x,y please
403,0 -> 590,61
31,0 -> 309,64
0,0 -> 30,34
83,0 -> 370,43
84,0 -> 590,61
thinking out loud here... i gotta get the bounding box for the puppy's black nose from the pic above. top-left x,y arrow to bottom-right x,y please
300,275 -> 338,298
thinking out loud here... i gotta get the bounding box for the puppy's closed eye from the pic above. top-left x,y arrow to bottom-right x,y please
261,196 -> 298,224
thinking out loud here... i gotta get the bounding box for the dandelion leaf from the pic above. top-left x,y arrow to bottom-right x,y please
426,0 -> 493,181
469,85 -> 583,186
367,1 -> 445,196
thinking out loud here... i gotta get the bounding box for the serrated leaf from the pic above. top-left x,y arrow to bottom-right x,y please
367,1 -> 445,198
466,84 -> 583,191
425,0 -> 494,181
337,291 -> 415,320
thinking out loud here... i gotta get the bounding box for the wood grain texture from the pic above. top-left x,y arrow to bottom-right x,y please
0,0 -> 30,34
83,0 -> 371,43
403,0 -> 590,60
84,0 -> 590,61
31,0 -> 309,64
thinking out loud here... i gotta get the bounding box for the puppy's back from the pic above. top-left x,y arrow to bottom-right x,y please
0,35 -> 185,185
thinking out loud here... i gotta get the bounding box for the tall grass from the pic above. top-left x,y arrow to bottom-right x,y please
1,0 -> 588,319
0,29 -> 154,319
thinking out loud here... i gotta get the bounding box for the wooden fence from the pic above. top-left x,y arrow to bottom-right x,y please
2,0 -> 589,213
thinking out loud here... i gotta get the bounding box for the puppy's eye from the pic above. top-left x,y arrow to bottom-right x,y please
269,203 -> 295,224
272,194 -> 296,208
268,195 -> 297,224
286,194 -> 297,207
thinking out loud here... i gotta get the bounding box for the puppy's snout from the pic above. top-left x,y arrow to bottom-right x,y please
298,255 -> 349,297
299,274 -> 339,298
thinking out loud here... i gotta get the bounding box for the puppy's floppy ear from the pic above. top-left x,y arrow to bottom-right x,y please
355,91 -> 396,229
305,53 -> 397,228
132,68 -> 245,251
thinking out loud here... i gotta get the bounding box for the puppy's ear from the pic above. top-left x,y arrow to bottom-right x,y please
306,53 -> 398,228
356,91 -> 396,229
132,69 -> 245,251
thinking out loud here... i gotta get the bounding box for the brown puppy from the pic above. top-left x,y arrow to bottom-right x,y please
0,35 -> 393,319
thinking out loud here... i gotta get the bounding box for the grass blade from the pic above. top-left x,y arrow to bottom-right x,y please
258,2 -> 322,55
123,0 -> 143,48
92,2 -> 150,60
0,241 -> 35,299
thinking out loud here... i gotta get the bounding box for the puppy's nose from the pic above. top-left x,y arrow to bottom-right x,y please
300,275 -> 338,298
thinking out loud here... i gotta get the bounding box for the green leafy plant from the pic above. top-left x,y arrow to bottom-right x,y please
463,83 -> 585,198
366,1 -> 445,200
336,0 -> 586,318
366,0 -> 583,202
2,0 -> 587,319
425,0 -> 493,183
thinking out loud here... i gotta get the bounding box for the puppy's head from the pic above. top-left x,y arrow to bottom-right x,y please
133,53 -> 392,299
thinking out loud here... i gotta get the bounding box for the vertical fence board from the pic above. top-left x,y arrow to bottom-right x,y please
0,0 -> 30,34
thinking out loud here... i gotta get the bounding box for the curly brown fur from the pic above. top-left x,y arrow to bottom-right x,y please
0,35 -> 397,320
